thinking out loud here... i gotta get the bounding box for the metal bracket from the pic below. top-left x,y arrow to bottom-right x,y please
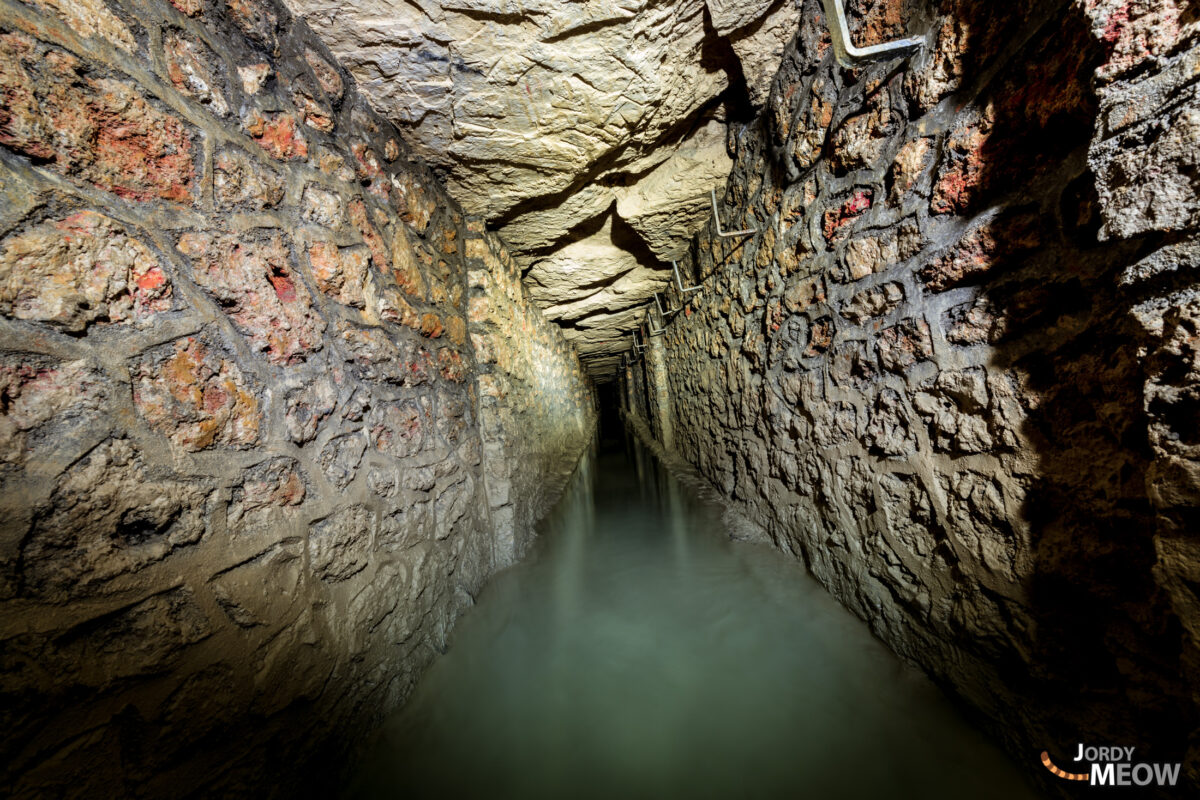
647,304 -> 666,336
820,0 -> 925,69
655,291 -> 679,319
632,330 -> 645,353
673,260 -> 701,296
710,188 -> 757,238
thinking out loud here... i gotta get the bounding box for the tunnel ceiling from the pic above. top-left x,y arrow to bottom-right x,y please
282,0 -> 804,379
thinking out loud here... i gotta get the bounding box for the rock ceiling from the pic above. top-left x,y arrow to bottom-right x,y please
284,0 -> 803,377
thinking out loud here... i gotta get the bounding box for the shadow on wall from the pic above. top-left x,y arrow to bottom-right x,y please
633,0 -> 1200,794
949,0 -> 1198,774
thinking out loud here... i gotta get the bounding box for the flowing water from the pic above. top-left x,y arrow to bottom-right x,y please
346,434 -> 1043,800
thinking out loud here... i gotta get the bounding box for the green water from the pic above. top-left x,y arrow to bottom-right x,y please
346,435 -> 1043,800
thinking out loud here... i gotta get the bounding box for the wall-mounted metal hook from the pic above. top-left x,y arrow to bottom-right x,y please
673,260 -> 701,296
632,330 -> 645,353
820,0 -> 925,69
710,188 -> 757,238
647,304 -> 666,336
655,291 -> 679,319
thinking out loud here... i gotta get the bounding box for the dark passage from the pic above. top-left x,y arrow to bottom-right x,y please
345,431 -> 1042,799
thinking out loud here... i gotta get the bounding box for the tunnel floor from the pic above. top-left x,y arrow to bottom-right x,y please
344,432 -> 1043,799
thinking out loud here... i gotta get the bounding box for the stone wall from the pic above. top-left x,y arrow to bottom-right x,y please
0,0 -> 593,796
627,0 -> 1200,791
465,227 -> 595,566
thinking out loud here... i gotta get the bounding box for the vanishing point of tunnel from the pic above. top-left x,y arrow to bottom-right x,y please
1,0 -> 1199,797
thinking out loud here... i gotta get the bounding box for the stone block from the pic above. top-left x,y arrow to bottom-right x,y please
309,505 -> 372,582
919,211 -> 1041,293
878,318 -> 934,373
840,282 -> 904,324
822,190 -> 873,244
164,30 -> 229,116
319,432 -> 367,488
309,240 -> 368,308
283,379 -> 336,446
863,388 -> 917,457
132,336 -> 260,451
0,34 -> 195,202
370,400 -> 425,458
243,110 -> 308,161
0,211 -> 171,331
20,439 -> 210,597
302,183 -> 344,228
0,356 -> 106,463
177,231 -> 325,365
215,148 -> 285,209
912,368 -> 994,454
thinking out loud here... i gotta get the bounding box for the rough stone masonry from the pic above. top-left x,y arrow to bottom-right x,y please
0,0 -> 594,796
623,0 -> 1200,795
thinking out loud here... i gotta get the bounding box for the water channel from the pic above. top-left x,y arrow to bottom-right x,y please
346,430 -> 1041,799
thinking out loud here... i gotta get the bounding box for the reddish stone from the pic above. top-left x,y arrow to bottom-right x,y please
244,111 -> 307,161
293,87 -> 334,133
352,142 -> 383,180
822,190 -> 873,243
352,144 -> 390,201
1084,0 -> 1197,83
237,459 -> 305,510
438,348 -> 467,383
226,0 -> 277,48
919,212 -> 1041,293
0,211 -> 171,331
931,19 -> 1096,216
371,401 -> 424,457
308,241 -> 368,308
268,270 -> 296,302
304,49 -> 344,101
176,232 -> 324,365
170,0 -> 203,15
0,36 -> 195,202
419,313 -> 444,339
349,199 -> 390,272
132,337 -> 260,451
806,316 -> 834,357
930,113 -> 992,216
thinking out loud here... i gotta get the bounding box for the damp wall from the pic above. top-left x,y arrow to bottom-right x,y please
0,0 -> 594,795
625,0 -> 1200,790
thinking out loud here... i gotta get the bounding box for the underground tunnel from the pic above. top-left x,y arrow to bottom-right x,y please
1,0 -> 1199,797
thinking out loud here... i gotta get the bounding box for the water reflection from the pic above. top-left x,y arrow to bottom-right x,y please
346,435 -> 1042,800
